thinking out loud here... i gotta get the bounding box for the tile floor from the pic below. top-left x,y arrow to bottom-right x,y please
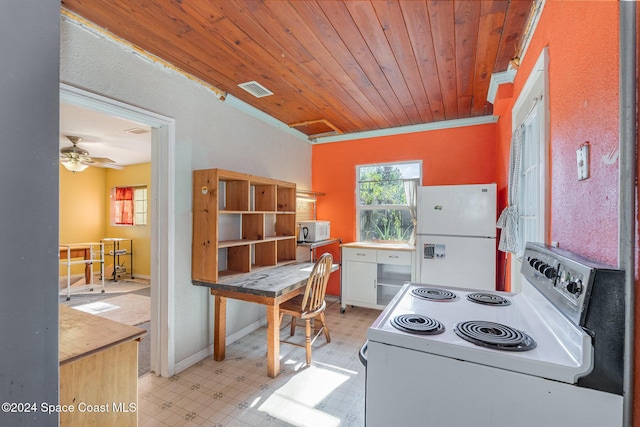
137,296 -> 380,427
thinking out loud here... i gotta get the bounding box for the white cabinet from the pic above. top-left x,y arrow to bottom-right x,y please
341,244 -> 415,312
344,260 -> 378,306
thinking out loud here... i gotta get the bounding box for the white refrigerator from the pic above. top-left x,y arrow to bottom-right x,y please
417,183 -> 497,291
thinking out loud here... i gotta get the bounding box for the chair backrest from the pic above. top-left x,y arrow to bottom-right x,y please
300,253 -> 333,314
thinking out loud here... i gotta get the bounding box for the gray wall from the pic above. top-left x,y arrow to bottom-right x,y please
60,14 -> 312,372
0,1 -> 60,426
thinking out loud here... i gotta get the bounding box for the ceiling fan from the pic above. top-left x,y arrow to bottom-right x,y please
60,135 -> 124,173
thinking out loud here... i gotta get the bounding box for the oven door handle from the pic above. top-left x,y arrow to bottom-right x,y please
359,341 -> 368,367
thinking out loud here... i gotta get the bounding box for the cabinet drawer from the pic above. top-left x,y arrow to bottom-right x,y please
342,248 -> 377,262
377,250 -> 412,266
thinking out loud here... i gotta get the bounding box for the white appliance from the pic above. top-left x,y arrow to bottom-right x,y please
361,242 -> 624,427
298,220 -> 330,243
417,183 -> 496,290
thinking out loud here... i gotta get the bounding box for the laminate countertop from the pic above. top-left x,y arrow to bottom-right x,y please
59,305 -> 147,366
340,242 -> 416,251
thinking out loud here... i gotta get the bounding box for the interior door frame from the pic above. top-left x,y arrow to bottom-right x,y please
509,48 -> 550,292
60,83 -> 176,377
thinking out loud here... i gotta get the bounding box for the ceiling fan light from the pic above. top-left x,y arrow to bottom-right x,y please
61,159 -> 88,173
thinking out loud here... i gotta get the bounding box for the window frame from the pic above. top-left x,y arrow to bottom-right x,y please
355,160 -> 422,243
133,186 -> 148,226
110,185 -> 148,226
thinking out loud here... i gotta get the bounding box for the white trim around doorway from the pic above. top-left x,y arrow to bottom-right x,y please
60,82 -> 176,377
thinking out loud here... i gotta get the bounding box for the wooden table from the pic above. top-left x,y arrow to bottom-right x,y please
59,305 -> 146,427
59,245 -> 93,285
193,262 -> 337,377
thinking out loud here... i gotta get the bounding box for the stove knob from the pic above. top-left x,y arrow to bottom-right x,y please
528,258 -> 538,267
543,266 -> 556,279
536,262 -> 548,273
566,281 -> 582,295
533,260 -> 544,270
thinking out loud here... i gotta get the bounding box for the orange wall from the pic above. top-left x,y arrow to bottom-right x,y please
313,0 -> 634,419
312,124 -> 499,295
499,0 -> 619,264
495,0 -> 632,421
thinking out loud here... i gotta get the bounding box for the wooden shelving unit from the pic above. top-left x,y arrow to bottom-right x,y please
192,168 -> 297,283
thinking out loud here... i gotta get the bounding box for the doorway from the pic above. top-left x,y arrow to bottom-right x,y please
508,48 -> 549,292
60,83 -> 176,377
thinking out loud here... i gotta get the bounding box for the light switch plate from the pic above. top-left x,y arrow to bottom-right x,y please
577,144 -> 589,180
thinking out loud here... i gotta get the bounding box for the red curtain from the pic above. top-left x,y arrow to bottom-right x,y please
115,187 -> 134,225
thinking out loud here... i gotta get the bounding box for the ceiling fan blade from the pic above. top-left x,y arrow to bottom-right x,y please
84,156 -> 124,169
82,161 -> 125,170
86,156 -> 116,164
60,136 -> 126,171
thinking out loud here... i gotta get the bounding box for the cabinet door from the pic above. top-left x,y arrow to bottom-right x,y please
344,260 -> 377,305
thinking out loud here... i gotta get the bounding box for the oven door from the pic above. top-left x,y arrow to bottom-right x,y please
364,340 -> 622,427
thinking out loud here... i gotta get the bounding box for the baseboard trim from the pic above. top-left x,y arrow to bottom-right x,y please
173,317 -> 268,375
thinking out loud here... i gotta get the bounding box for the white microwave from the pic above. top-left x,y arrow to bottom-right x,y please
298,221 -> 330,242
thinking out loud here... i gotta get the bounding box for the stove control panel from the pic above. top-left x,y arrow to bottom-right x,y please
521,242 -> 625,396
554,264 -> 584,300
521,243 -> 593,326
526,255 -> 584,305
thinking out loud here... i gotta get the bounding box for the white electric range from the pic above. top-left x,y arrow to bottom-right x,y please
363,242 -> 624,427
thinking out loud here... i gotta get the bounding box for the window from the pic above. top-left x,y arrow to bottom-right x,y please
356,161 -> 421,242
111,186 -> 147,226
134,186 -> 148,225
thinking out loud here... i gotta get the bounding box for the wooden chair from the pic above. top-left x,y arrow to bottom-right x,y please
279,253 -> 333,365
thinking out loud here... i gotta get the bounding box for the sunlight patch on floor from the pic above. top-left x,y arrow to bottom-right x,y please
258,365 -> 349,427
72,301 -> 119,314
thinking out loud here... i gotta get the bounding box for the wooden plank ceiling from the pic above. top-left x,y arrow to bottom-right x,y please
61,0 -> 534,139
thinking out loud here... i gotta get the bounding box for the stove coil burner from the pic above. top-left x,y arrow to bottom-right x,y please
454,320 -> 536,352
391,314 -> 445,335
411,287 -> 459,302
466,293 -> 511,306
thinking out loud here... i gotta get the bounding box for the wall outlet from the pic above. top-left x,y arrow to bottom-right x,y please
577,143 -> 590,180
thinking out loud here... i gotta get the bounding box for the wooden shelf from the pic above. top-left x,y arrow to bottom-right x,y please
218,239 -> 261,248
192,168 -> 297,283
218,236 -> 296,249
220,210 -> 296,215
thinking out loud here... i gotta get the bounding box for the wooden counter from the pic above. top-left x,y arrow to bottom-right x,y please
59,305 -> 146,427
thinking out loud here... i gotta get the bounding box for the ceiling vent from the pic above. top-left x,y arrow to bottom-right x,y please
238,81 -> 273,98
